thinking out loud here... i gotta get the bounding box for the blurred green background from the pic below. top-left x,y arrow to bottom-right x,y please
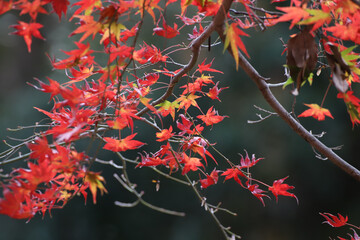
0,1 -> 359,240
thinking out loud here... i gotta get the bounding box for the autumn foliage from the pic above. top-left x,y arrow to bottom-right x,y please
0,0 -> 359,239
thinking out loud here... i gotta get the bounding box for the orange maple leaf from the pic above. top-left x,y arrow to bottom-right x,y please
298,104 -> 334,121
176,93 -> 200,112
224,21 -> 249,69
181,153 -> 204,175
197,106 -> 227,126
156,126 -> 174,142
103,134 -> 144,152
84,172 -> 107,204
273,6 -> 310,29
69,15 -> 102,42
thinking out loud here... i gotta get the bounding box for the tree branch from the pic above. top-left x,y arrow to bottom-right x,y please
215,24 -> 360,182
136,0 -> 234,117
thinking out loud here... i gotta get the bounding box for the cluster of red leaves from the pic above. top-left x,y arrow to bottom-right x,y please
0,0 -> 305,220
0,137 -> 106,219
320,212 -> 359,240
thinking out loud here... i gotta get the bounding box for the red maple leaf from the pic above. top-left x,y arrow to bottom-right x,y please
103,134 -> 144,152
11,21 -> 45,52
18,0 -> 48,20
200,169 -> 219,189
0,188 -> 34,219
156,126 -> 174,142
30,77 -> 60,100
51,41 -> 94,69
137,153 -> 163,167
197,106 -> 227,126
268,176 -> 298,203
197,59 -> 224,74
0,0 -> 12,15
239,151 -> 263,169
320,212 -> 348,227
153,20 -> 179,38
176,114 -> 203,135
273,6 -> 310,29
206,82 -> 228,101
50,0 -> 70,20
298,104 -> 334,121
183,136 -> 217,164
222,167 -> 246,187
246,181 -> 269,206
181,153 -> 204,175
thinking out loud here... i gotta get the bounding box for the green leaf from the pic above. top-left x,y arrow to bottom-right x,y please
283,77 -> 294,89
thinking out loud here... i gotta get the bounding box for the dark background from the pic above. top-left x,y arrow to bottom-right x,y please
0,1 -> 359,240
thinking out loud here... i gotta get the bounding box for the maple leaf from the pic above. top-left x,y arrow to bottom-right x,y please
183,136 -> 217,164
136,0 -> 161,23
27,137 -> 53,162
197,106 -> 227,126
29,77 -> 60,100
137,153 -> 163,167
298,9 -> 331,31
200,169 -> 219,189
138,73 -> 159,86
70,15 -> 103,42
103,134 -> 144,152
197,59 -> 224,74
224,21 -> 249,70
106,117 -> 129,130
246,181 -> 269,206
176,114 -> 204,135
84,172 -> 107,204
156,100 -> 179,120
133,42 -> 167,64
222,167 -> 246,187
11,21 -> 45,52
71,0 -> 102,17
320,212 -> 348,228
325,24 -> 359,44
153,20 -> 179,38
176,93 -> 200,112
298,104 -> 334,121
206,82 -> 228,101
268,176 -> 298,203
181,153 -> 204,175
239,151 -> 263,169
337,91 -> 360,126
18,0 -> 48,20
274,6 -> 310,29
156,126 -> 174,142
0,0 -> 12,15
16,161 -> 56,189
100,22 -> 126,44
50,0 -> 70,20
50,41 -> 94,69
0,188 -> 34,219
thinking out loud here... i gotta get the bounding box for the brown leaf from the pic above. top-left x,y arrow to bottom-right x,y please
286,28 -> 317,95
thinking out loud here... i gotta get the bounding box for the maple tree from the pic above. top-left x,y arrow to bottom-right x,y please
0,0 -> 359,239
